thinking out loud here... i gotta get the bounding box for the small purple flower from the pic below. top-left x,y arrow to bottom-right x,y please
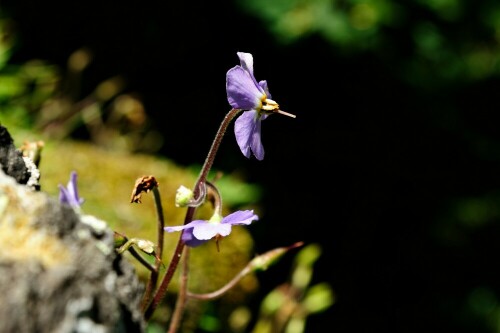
59,171 -> 84,209
164,210 -> 259,247
226,52 -> 295,160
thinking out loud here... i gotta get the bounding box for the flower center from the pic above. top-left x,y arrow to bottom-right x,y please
208,213 -> 222,225
261,98 -> 280,113
261,98 -> 296,118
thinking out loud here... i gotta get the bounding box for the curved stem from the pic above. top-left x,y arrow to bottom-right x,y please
185,182 -> 207,207
128,247 -> 156,272
144,108 -> 242,320
188,242 -> 304,301
205,181 -> 223,216
187,265 -> 252,301
153,186 -> 165,260
141,186 -> 165,311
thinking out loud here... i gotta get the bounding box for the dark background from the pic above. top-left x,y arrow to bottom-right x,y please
3,0 -> 500,332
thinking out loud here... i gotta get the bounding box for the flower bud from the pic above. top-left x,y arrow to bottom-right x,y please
175,185 -> 194,207
250,242 -> 304,271
137,239 -> 155,254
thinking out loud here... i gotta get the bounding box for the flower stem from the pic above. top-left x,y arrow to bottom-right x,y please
167,247 -> 190,333
195,108 -> 242,191
144,108 -> 242,320
128,247 -> 156,272
187,265 -> 251,301
205,181 -> 223,216
187,242 -> 303,300
152,186 -> 165,260
141,186 -> 165,311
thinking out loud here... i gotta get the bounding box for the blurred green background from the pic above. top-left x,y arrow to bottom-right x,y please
2,0 -> 500,332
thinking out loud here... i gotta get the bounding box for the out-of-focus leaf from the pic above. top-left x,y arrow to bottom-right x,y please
302,283 -> 335,314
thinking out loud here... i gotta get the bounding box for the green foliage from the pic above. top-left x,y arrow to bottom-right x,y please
250,243 -> 334,333
236,0 -> 399,48
0,21 -> 158,155
237,0 -> 500,88
1,15 -> 60,117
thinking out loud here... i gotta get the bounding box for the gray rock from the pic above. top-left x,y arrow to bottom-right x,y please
0,125 -> 34,188
0,125 -> 146,333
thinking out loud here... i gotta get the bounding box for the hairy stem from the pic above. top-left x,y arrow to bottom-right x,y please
144,108 -> 242,320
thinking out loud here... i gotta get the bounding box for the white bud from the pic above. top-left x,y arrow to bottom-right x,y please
137,239 -> 155,254
175,185 -> 193,207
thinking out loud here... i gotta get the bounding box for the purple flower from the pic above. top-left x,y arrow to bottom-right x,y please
226,52 -> 295,160
164,210 -> 259,247
225,53 -> 273,160
59,171 -> 84,209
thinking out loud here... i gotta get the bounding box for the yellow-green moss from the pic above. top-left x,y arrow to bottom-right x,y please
0,188 -> 70,267
0,222 -> 71,267
3,124 -> 261,297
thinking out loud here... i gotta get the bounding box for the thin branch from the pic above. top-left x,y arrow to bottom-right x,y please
128,247 -> 156,272
141,186 -> 165,311
187,265 -> 252,301
188,242 -> 304,301
167,247 -> 190,333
